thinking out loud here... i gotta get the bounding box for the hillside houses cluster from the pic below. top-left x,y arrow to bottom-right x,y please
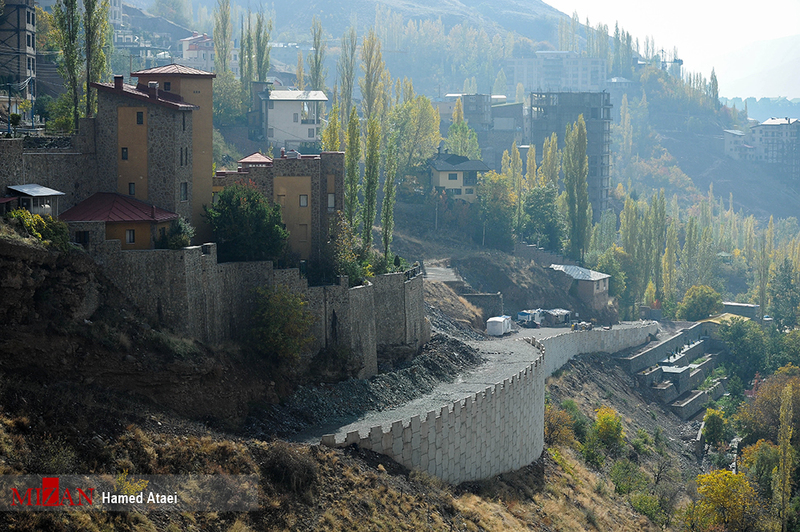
724,118 -> 800,178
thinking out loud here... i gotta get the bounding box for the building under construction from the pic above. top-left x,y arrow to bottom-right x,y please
529,91 -> 612,217
0,0 -> 37,120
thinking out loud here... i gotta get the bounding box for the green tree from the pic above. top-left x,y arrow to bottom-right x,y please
477,171 -> 514,251
538,132 -> 560,188
213,0 -> 232,73
778,383 -> 793,532
709,68 -> 720,111
337,26 -> 358,125
769,258 -> 800,330
83,0 -> 109,118
444,99 -> 480,160
695,469 -> 762,532
718,317 -> 767,382
212,70 -> 244,125
307,16 -> 327,92
563,115 -> 590,260
295,50 -> 304,90
344,107 -> 361,228
321,104 -> 341,151
740,439 -> 780,501
521,184 -> 562,250
662,220 -> 678,306
249,284 -> 315,371
203,182 -> 288,262
593,406 -> 625,454
360,28 -> 385,119
702,408 -> 726,447
492,68 -> 507,96
596,245 -> 628,299
381,135 -> 398,260
254,11 -> 273,82
361,116 -> 381,249
677,285 -> 722,321
52,0 -> 81,129
391,95 -> 440,172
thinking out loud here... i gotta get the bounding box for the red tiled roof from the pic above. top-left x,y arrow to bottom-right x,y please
92,81 -> 197,111
239,152 -> 272,164
0,196 -> 17,204
132,64 -> 216,78
59,193 -> 178,223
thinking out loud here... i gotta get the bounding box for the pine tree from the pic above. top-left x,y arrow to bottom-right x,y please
344,107 -> 361,228
381,136 -> 398,260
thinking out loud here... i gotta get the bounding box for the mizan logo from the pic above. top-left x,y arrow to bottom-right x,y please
11,477 -> 94,507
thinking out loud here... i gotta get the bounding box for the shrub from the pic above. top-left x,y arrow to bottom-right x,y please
5,210 -> 70,251
561,399 -> 589,443
544,403 -> 575,446
611,459 -> 648,494
580,432 -> 605,470
249,284 -> 315,371
261,441 -> 318,496
593,406 -> 625,454
630,492 -> 664,525
156,218 -> 195,249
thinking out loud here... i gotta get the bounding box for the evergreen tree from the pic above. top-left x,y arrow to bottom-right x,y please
361,116 -> 381,249
213,0 -> 232,73
344,107 -> 361,228
381,136 -> 398,260
563,116 -> 590,260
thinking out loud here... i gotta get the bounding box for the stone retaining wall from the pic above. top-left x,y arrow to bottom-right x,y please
462,292 -> 504,318
621,323 -> 708,373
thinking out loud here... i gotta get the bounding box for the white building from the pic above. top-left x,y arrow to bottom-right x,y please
724,118 -> 800,177
176,32 -> 239,77
506,51 -> 607,93
256,89 -> 327,150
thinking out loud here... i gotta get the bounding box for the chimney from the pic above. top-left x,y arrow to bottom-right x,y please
151,205 -> 156,219
148,81 -> 158,100
114,75 -> 123,91
280,147 -> 286,158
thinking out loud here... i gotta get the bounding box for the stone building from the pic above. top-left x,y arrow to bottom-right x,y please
549,264 -> 610,310
213,150 -> 345,261
724,118 -> 800,179
0,0 -> 37,119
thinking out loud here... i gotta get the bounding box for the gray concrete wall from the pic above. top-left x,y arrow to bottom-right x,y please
348,283 -> 378,378
514,243 -> 577,267
325,346 -> 546,485
621,323 -> 708,373
539,322 -> 660,377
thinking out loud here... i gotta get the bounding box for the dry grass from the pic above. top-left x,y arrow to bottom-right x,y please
425,280 -> 485,329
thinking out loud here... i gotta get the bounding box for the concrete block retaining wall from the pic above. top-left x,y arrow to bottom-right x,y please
539,322 -> 659,377
462,293 -> 504,318
324,345 -> 546,485
622,323 -> 707,373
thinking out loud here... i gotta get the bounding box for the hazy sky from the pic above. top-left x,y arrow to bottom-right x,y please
544,0 -> 800,98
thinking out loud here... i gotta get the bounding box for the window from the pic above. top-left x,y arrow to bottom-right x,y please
74,231 -> 89,245
136,111 -> 143,125
268,101 -> 274,109
125,229 -> 135,244
164,82 -> 171,91
299,194 -> 308,207
448,173 -> 458,181
465,188 -> 474,195
293,113 -> 299,123
308,128 -> 315,138
267,128 -> 274,138
128,182 -> 135,195
180,182 -> 188,201
327,193 -> 335,212
180,148 -> 183,166
121,147 -> 128,160
182,113 -> 186,131
277,194 -> 286,206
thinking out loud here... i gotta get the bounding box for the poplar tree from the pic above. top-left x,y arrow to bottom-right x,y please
308,16 -> 327,92
662,220 -> 678,305
344,107 -> 361,228
538,132 -> 560,187
778,384 -> 793,532
361,116 -> 380,249
444,98 -> 480,159
52,0 -> 81,129
525,145 -> 536,187
83,0 -> 108,118
563,116 -> 590,260
337,27 -> 358,123
681,216 -> 699,293
360,28 -> 385,119
295,51 -> 305,90
381,135 -> 398,260
213,0 -> 232,73
321,104 -> 341,151
254,12 -> 273,82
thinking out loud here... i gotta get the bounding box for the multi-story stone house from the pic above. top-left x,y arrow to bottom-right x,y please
248,87 -> 327,151
724,118 -> 800,179
0,0 -> 37,120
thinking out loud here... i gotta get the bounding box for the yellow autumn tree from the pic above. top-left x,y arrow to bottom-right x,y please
695,469 -> 762,532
